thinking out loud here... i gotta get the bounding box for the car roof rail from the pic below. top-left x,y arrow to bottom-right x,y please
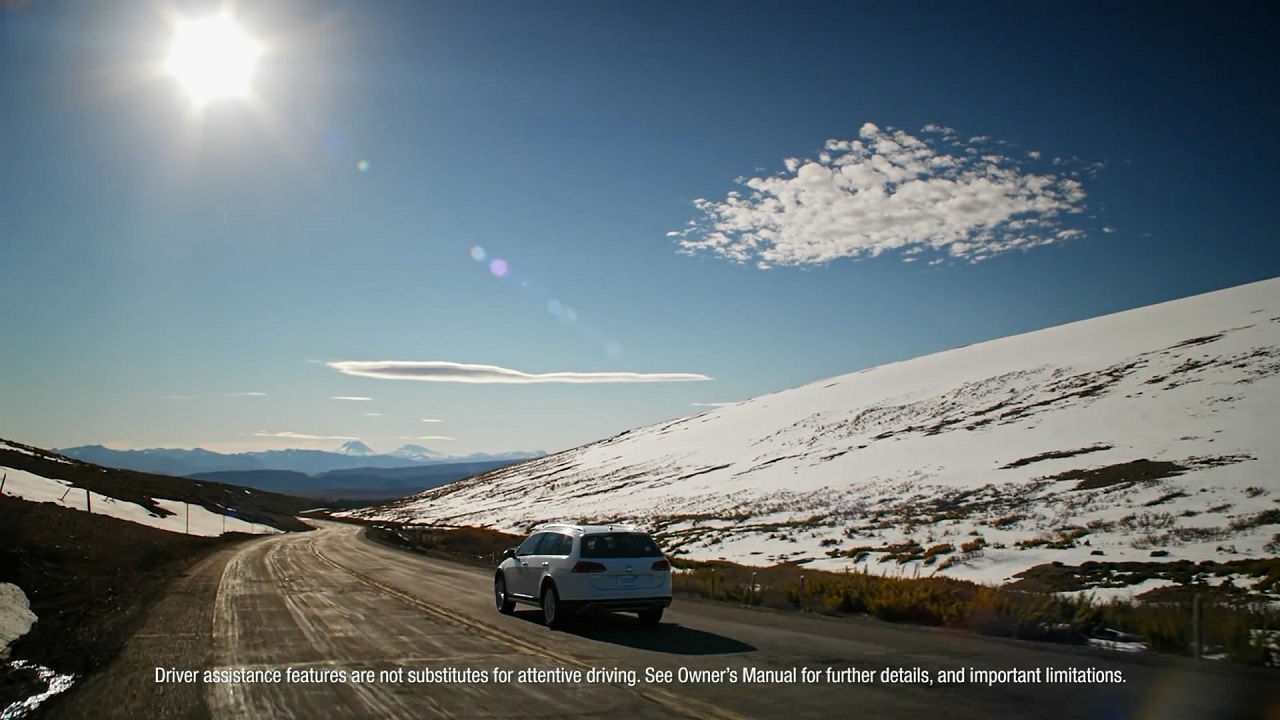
588,522 -> 643,533
532,521 -> 647,534
532,521 -> 582,533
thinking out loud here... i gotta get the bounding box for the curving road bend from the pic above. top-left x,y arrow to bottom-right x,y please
50,523 -> 1279,719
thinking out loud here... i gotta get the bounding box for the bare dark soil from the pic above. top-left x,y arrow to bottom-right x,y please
1007,557 -> 1280,599
1048,458 -> 1190,490
1000,444 -> 1114,470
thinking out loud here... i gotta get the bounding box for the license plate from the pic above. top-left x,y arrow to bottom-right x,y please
618,575 -> 636,587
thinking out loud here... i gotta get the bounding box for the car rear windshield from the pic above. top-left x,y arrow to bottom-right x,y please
579,533 -> 662,559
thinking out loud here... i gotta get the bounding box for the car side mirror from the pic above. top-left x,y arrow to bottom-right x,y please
502,548 -> 516,560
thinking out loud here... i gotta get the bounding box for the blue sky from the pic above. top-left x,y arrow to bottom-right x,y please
2,0 -> 1278,455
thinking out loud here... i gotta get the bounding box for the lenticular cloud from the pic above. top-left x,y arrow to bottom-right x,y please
671,123 -> 1097,268
327,360 -> 711,384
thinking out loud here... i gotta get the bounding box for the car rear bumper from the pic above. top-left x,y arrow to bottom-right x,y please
564,596 -> 672,613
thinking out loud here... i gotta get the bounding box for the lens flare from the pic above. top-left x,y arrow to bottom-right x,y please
468,245 -> 617,359
357,160 -> 369,172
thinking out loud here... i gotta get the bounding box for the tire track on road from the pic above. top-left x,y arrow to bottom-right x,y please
309,534 -> 751,720
265,538 -> 415,719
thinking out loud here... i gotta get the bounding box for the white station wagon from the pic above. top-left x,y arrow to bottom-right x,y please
493,523 -> 673,628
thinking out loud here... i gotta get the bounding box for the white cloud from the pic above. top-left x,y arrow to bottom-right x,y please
364,412 -> 382,416
226,392 -> 267,397
672,123 -> 1096,267
253,431 -> 358,440
421,418 -> 444,423
330,396 -> 373,401
327,360 -> 711,384
691,402 -> 734,407
1103,226 -> 1117,234
1027,151 -> 1041,160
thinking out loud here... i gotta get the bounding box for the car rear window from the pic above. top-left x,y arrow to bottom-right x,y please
579,533 -> 662,559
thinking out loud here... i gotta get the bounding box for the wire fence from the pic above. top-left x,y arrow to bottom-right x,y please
0,473 -> 257,536
1104,594 -> 1279,665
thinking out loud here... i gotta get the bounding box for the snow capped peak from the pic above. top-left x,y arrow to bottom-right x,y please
334,440 -> 376,456
389,444 -> 451,462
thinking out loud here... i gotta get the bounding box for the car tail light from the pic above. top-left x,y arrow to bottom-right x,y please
571,561 -> 607,573
651,560 -> 670,571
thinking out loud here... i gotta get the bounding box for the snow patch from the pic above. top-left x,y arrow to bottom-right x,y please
1,660 -> 76,719
0,584 -> 36,659
0,466 -> 282,537
0,442 -> 72,464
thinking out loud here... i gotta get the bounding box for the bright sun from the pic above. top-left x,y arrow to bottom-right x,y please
165,14 -> 261,104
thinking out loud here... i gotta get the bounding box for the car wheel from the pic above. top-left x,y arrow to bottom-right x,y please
637,608 -> 663,625
494,574 -> 515,615
541,584 -> 563,629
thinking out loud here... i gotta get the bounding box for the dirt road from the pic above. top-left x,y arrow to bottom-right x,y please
48,524 -> 1279,719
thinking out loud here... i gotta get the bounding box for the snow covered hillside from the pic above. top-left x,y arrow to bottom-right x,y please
345,277 -> 1280,598
0,464 -> 281,537
1,439 -> 294,537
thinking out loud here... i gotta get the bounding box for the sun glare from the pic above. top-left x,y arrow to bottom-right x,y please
165,14 -> 261,104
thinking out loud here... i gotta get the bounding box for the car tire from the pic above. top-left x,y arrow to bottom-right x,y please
541,584 -> 564,629
637,608 -> 663,625
494,574 -> 515,615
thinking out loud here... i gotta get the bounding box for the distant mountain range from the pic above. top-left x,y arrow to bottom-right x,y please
188,458 -> 525,501
56,442 -> 545,477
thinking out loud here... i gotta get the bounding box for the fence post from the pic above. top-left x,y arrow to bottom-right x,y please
86,488 -> 91,513
1262,604 -> 1269,664
745,572 -> 757,607
1192,593 -> 1201,660
799,575 -> 806,610
185,502 -> 190,535
0,472 -> 6,495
